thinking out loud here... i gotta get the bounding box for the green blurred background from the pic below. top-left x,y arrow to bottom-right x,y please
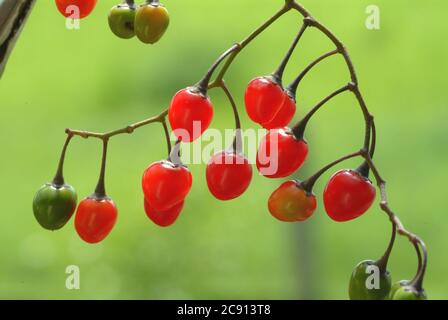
0,0 -> 446,299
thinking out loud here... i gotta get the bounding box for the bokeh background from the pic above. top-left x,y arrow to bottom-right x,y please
0,0 -> 446,299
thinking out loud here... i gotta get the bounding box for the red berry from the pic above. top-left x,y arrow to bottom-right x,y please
144,198 -> 184,227
206,151 -> 253,201
323,170 -> 376,222
245,76 -> 285,125
262,93 -> 296,129
74,197 -> 117,244
142,160 -> 192,212
256,127 -> 308,178
55,0 -> 97,19
168,88 -> 213,142
268,180 -> 316,222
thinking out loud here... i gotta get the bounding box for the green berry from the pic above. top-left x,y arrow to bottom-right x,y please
108,4 -> 136,39
33,183 -> 77,230
349,260 -> 392,300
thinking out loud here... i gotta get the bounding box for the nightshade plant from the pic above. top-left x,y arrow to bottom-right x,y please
33,0 -> 428,300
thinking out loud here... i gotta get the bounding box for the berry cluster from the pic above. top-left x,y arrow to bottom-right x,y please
108,0 -> 169,44
36,0 -> 428,300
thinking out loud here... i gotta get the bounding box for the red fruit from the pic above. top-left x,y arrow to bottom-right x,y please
245,76 -> 285,125
168,87 -> 214,142
256,127 -> 308,178
55,0 -> 97,19
144,198 -> 184,227
75,197 -> 117,244
323,170 -> 376,222
206,151 -> 253,201
268,180 -> 316,222
262,93 -> 296,129
142,161 -> 192,212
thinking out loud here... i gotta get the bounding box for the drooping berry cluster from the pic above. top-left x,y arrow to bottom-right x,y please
35,0 -> 428,300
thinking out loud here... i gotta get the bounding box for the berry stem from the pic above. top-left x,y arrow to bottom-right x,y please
161,119 -> 172,156
300,150 -> 363,193
93,139 -> 109,199
272,20 -> 309,83
292,84 -> 351,140
219,80 -> 243,154
361,151 -> 428,288
375,222 -> 396,274
52,133 -> 73,187
287,49 -> 339,98
196,44 -> 241,95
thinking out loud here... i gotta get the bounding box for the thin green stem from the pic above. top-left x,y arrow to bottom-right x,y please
292,84 -> 351,139
219,80 -> 242,153
52,134 -> 73,187
376,222 -> 397,273
161,119 -> 172,156
287,49 -> 339,98
272,21 -> 309,82
300,150 -> 363,192
93,139 -> 109,199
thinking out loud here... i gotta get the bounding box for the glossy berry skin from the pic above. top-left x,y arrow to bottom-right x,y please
262,93 -> 296,129
256,127 -> 308,178
268,180 -> 316,222
245,76 -> 285,125
349,260 -> 391,300
388,280 -> 410,299
324,170 -> 376,222
142,161 -> 193,212
206,151 -> 253,201
390,284 -> 427,300
33,183 -> 77,231
75,197 -> 117,244
169,88 -> 213,142
108,4 -> 136,39
135,3 -> 170,44
55,0 -> 97,19
144,198 -> 184,227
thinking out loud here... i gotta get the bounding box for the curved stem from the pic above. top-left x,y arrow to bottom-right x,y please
376,222 -> 396,273
292,84 -> 351,139
219,81 -> 242,154
93,139 -> 109,199
161,119 -> 172,156
209,3 -> 292,88
411,240 -> 427,292
287,49 -> 339,98
272,21 -> 308,82
52,134 -> 73,187
301,150 -> 363,193
196,44 -> 241,94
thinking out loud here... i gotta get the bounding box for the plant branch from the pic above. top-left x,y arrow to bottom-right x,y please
218,80 -> 242,153
52,133 -> 73,187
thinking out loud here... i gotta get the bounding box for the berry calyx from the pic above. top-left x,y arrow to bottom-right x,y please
256,127 -> 308,178
144,198 -> 184,227
74,195 -> 118,244
348,260 -> 392,300
33,183 -> 77,231
135,1 -> 170,44
323,169 -> 376,222
55,0 -> 97,19
206,150 -> 253,201
142,160 -> 193,212
262,91 -> 296,129
168,87 -> 214,142
245,76 -> 286,125
268,180 -> 316,222
108,2 -> 136,39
